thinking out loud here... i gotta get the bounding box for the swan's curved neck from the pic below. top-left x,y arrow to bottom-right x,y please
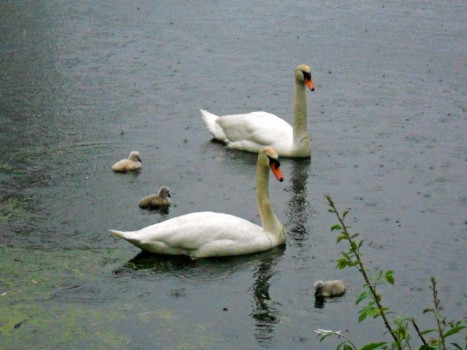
256,159 -> 282,234
293,80 -> 309,146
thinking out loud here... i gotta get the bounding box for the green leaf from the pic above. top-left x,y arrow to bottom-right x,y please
360,342 -> 387,350
356,291 -> 368,305
451,343 -> 463,350
350,233 -> 360,239
341,252 -> 351,260
385,271 -> 395,285
317,332 -> 334,341
336,258 -> 349,269
418,345 -> 435,350
331,224 -> 342,232
337,234 -> 346,244
343,210 -> 349,218
423,308 -> 434,314
336,342 -> 345,350
443,325 -> 466,338
337,344 -> 354,350
358,310 -> 368,322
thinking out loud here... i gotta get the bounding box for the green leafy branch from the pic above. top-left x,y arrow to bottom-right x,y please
326,194 -> 402,349
318,195 -> 465,350
420,276 -> 466,350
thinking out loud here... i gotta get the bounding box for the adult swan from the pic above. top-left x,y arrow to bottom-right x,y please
111,146 -> 286,259
200,64 -> 315,158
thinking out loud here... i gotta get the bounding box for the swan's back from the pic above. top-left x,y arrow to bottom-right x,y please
218,112 -> 291,139
201,110 -> 294,154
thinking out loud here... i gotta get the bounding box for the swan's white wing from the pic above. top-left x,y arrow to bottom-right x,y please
216,112 -> 293,151
112,212 -> 274,258
140,212 -> 261,246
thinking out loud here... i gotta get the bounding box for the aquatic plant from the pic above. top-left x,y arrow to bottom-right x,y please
316,195 -> 465,350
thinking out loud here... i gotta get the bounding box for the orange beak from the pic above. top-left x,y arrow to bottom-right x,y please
305,78 -> 315,91
270,163 -> 284,182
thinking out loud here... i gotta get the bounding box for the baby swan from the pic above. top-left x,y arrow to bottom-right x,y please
112,151 -> 142,172
139,186 -> 171,209
314,280 -> 346,298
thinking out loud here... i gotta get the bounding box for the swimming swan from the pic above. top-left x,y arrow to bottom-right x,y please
314,280 -> 346,298
112,151 -> 142,172
111,146 -> 286,259
200,64 -> 315,158
138,186 -> 171,209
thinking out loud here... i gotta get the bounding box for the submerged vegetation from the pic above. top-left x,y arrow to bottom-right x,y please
317,195 -> 466,350
0,247 -> 222,350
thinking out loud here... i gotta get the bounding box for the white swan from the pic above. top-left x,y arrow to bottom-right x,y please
138,186 -> 171,209
111,146 -> 286,259
200,64 -> 315,158
112,151 -> 142,172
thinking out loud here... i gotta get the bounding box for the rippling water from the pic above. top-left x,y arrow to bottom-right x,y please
1,1 -> 465,348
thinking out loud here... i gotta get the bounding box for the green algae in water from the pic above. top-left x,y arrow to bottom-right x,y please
0,196 -> 29,223
0,246 -> 224,349
0,247 -> 127,349
1,302 -> 128,349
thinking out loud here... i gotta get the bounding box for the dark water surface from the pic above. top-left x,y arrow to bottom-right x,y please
1,1 -> 465,348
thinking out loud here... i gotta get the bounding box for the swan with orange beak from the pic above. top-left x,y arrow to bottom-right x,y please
111,147 -> 286,259
201,64 -> 315,158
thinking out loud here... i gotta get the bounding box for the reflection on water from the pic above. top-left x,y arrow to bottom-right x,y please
115,248 -> 287,347
314,295 -> 326,309
286,158 -> 311,245
247,156 -> 310,346
249,249 -> 284,347
314,294 -> 346,310
114,248 -> 285,282
139,205 -> 170,216
116,251 -> 194,274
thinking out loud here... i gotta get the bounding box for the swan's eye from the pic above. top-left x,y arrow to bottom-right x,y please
268,157 -> 280,168
303,71 -> 311,81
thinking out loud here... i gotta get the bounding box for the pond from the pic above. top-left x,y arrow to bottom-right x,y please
1,1 -> 465,349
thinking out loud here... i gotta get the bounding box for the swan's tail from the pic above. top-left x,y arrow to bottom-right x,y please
110,229 -> 127,239
199,109 -> 226,141
111,229 -> 146,251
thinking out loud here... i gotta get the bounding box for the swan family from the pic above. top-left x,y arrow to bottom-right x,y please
111,64 -> 316,259
111,146 -> 285,259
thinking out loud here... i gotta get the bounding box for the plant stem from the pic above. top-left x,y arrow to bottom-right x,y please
316,330 -> 358,350
430,276 -> 446,350
326,195 -> 403,350
411,318 -> 429,347
338,333 -> 358,350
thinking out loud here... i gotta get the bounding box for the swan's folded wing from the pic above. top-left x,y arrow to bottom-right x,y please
217,112 -> 292,147
134,212 -> 264,252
